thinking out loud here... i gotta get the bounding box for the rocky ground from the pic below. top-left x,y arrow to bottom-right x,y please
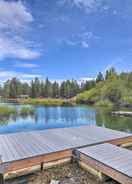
128,146 -> 132,150
6,163 -> 118,184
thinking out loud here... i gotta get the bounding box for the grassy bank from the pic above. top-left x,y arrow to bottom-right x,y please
76,79 -> 132,108
19,98 -> 74,106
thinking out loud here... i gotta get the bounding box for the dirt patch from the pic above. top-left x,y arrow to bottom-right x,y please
6,163 -> 118,184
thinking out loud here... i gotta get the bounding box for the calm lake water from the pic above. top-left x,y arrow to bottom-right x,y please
0,104 -> 132,134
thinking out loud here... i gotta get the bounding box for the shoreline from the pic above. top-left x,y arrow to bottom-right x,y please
1,98 -> 132,112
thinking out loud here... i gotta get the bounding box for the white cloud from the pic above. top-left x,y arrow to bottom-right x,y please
79,77 -> 95,81
0,70 -> 16,78
59,0 -> 132,17
0,35 -> 40,60
0,69 -> 42,83
0,0 -> 40,60
77,77 -> 95,85
21,74 -> 42,79
61,31 -> 100,48
59,0 -> 105,12
0,0 -> 33,30
15,62 -> 39,68
81,41 -> 89,48
72,0 -> 98,9
61,39 -> 78,46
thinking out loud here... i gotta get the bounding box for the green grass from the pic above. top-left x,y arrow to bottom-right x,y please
19,98 -> 73,106
0,106 -> 17,116
20,106 -> 35,115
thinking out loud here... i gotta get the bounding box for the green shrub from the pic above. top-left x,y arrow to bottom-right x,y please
19,98 -> 73,106
121,96 -> 132,105
20,106 -> 35,115
0,106 -> 17,116
76,79 -> 132,107
95,99 -> 113,107
76,82 -> 104,104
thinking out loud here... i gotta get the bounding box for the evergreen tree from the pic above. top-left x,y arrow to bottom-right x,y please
105,68 -> 117,80
30,80 -> 36,98
3,80 -> 10,98
96,72 -> 104,83
44,78 -> 53,97
52,82 -> 59,98
22,83 -> 30,95
8,78 -> 21,98
60,81 -> 66,98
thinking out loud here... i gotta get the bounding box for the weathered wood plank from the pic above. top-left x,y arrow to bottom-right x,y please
5,149 -> 72,173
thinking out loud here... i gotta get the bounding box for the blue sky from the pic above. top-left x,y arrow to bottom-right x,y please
0,0 -> 132,82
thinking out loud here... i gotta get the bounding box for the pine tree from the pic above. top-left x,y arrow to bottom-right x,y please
52,82 -> 59,98
96,72 -> 104,83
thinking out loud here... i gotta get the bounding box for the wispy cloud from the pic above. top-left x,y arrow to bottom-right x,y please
60,31 -> 100,48
0,35 -> 40,60
0,0 -> 33,30
0,0 -> 40,60
0,68 -> 42,83
71,0 -> 101,9
14,62 -> 39,68
81,41 -> 89,48
79,77 -> 95,81
58,0 -> 106,12
59,0 -> 131,17
59,0 -> 128,16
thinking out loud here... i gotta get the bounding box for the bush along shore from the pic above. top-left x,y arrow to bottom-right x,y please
19,107 -> 35,116
18,98 -> 75,106
0,106 -> 17,116
0,106 -> 35,116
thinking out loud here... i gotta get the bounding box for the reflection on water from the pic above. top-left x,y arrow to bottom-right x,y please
0,105 -> 132,134
96,108 -> 132,133
0,105 -> 96,134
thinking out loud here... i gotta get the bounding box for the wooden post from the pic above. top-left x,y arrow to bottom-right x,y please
0,174 -> 4,184
41,162 -> 44,171
0,155 -> 4,184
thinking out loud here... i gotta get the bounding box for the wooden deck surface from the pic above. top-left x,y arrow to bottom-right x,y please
0,126 -> 131,164
78,143 -> 132,178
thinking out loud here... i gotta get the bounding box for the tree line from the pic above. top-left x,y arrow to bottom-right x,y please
0,77 -> 96,99
0,67 -> 131,99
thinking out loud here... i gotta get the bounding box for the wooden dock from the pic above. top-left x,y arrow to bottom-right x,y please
77,143 -> 132,184
112,111 -> 132,116
0,126 -> 131,183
